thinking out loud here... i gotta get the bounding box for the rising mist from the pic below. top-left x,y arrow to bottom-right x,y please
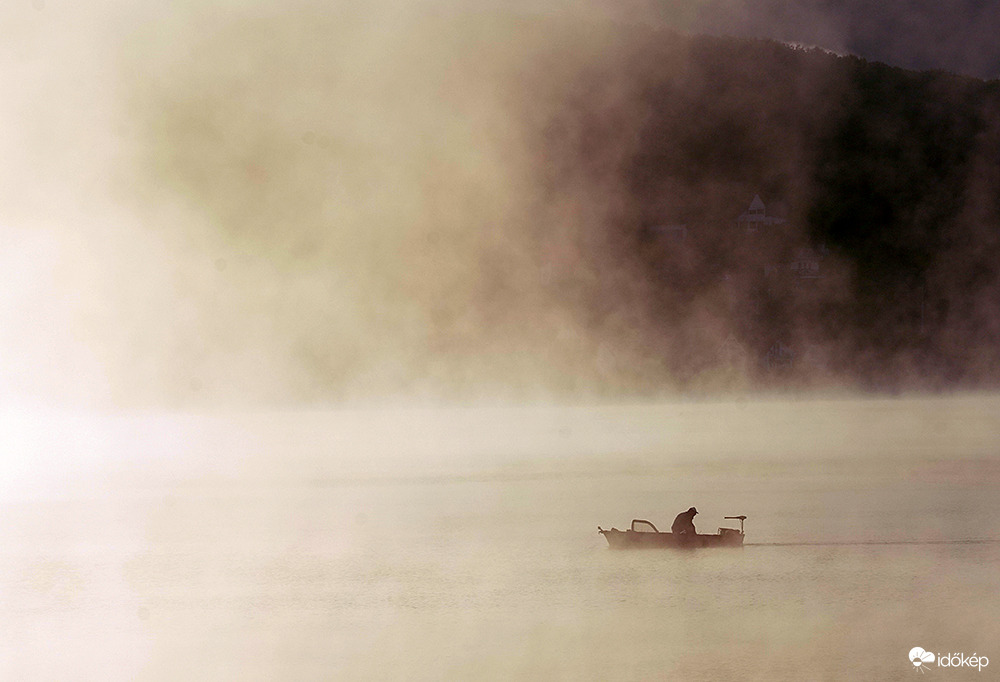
2,1 -> 999,407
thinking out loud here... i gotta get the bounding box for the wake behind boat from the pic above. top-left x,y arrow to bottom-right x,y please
598,516 -> 746,549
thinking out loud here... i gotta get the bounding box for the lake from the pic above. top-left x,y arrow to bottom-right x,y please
2,397 -> 998,680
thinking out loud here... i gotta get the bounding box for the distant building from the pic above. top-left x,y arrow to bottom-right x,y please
737,194 -> 786,233
789,247 -> 823,279
718,334 -> 748,365
764,341 -> 795,369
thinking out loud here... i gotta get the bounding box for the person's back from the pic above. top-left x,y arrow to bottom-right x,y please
671,506 -> 698,535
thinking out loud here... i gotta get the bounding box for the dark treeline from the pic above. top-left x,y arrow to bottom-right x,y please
540,29 -> 1000,391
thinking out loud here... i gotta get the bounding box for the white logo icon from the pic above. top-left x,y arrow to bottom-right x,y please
910,647 -> 935,672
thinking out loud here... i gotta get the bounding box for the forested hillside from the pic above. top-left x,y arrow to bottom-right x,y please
540,29 -> 1000,390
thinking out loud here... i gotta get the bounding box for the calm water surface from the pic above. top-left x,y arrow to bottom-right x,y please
2,399 -> 998,680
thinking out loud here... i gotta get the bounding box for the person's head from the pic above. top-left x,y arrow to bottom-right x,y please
688,507 -> 698,515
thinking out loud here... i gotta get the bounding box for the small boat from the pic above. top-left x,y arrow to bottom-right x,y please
598,516 -> 746,549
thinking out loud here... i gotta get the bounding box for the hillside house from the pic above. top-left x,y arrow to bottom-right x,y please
764,341 -> 795,369
789,247 -> 823,279
718,334 -> 749,367
737,194 -> 786,233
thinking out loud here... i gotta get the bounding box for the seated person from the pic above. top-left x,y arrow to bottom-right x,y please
671,507 -> 698,535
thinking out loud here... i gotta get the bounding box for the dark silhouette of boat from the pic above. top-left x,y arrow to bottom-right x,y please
598,516 -> 746,549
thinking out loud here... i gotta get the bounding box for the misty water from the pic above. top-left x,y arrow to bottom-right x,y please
2,397 -> 999,680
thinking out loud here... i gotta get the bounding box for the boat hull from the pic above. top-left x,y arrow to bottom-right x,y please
599,527 -> 744,549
